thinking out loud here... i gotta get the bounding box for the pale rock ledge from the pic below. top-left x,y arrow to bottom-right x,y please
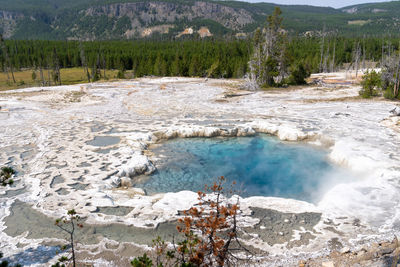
250,120 -> 316,141
118,152 -> 155,178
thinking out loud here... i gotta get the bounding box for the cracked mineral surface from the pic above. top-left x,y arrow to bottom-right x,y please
0,72 -> 400,266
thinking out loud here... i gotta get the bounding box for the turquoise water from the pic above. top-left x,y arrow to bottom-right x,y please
137,135 -> 347,202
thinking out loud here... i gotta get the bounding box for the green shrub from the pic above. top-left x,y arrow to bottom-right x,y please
0,166 -> 15,186
131,253 -> 152,267
360,70 -> 381,98
31,71 -> 37,81
117,69 -> 126,79
382,83 -> 400,100
384,88 -> 395,99
288,63 -> 310,85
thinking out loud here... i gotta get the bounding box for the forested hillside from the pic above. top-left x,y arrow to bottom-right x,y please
1,0 -> 400,40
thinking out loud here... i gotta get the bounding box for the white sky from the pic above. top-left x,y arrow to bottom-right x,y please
242,0 -> 393,8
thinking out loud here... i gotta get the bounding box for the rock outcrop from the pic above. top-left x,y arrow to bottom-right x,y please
0,10 -> 23,38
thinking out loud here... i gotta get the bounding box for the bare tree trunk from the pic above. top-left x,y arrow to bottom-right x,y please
5,68 -> 10,83
381,45 -> 384,68
323,42 -> 330,73
39,66 -> 44,86
354,42 -> 361,78
394,57 -> 400,98
319,25 -> 326,73
79,42 -> 90,83
101,51 -> 106,79
95,53 -> 101,81
278,41 -> 286,83
103,60 -> 106,78
9,42 -> 16,83
381,39 -> 385,68
10,63 -> 16,83
362,36 -> 366,70
47,63 -> 51,87
52,48 -> 61,85
331,41 -> 336,73
0,35 -> 16,84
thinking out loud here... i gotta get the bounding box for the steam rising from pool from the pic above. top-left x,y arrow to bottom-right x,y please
136,135 -> 351,203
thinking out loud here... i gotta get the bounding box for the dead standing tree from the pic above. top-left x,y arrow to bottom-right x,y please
323,41 -> 330,73
47,54 -> 52,87
347,42 -> 362,78
246,28 -> 263,90
52,48 -> 62,85
362,36 -> 366,70
354,42 -> 362,78
0,34 -> 16,84
38,48 -> 46,86
79,42 -> 91,83
319,25 -> 326,73
382,53 -> 400,98
329,38 -> 336,73
100,47 -> 106,79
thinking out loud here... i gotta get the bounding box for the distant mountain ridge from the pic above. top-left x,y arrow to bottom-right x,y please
1,0 -> 400,40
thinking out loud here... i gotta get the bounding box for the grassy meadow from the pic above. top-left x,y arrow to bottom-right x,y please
0,68 -> 122,91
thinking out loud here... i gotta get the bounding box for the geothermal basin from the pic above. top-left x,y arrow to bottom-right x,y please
0,74 -> 400,266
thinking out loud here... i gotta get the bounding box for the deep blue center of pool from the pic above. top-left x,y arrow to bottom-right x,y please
136,135 -> 346,202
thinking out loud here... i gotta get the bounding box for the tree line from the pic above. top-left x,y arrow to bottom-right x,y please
0,38 -> 251,84
2,33 -> 400,88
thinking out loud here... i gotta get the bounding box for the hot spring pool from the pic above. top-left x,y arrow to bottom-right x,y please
136,135 -> 350,202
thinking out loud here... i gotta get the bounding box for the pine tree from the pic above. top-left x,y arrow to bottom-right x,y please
188,55 -> 200,77
248,7 -> 287,89
170,54 -> 180,76
153,53 -> 162,76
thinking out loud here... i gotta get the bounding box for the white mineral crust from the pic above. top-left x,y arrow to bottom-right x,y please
1,72 -> 400,265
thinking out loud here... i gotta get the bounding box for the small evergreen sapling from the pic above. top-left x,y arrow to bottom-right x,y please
0,166 -> 15,186
53,209 -> 83,267
360,70 -> 382,98
0,167 -> 20,267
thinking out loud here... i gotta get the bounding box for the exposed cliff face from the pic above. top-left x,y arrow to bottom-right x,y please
1,1 -> 251,40
191,1 -> 253,29
0,10 -> 23,38
81,1 -> 253,36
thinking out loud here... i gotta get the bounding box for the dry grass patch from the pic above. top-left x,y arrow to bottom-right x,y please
0,68 -> 120,91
